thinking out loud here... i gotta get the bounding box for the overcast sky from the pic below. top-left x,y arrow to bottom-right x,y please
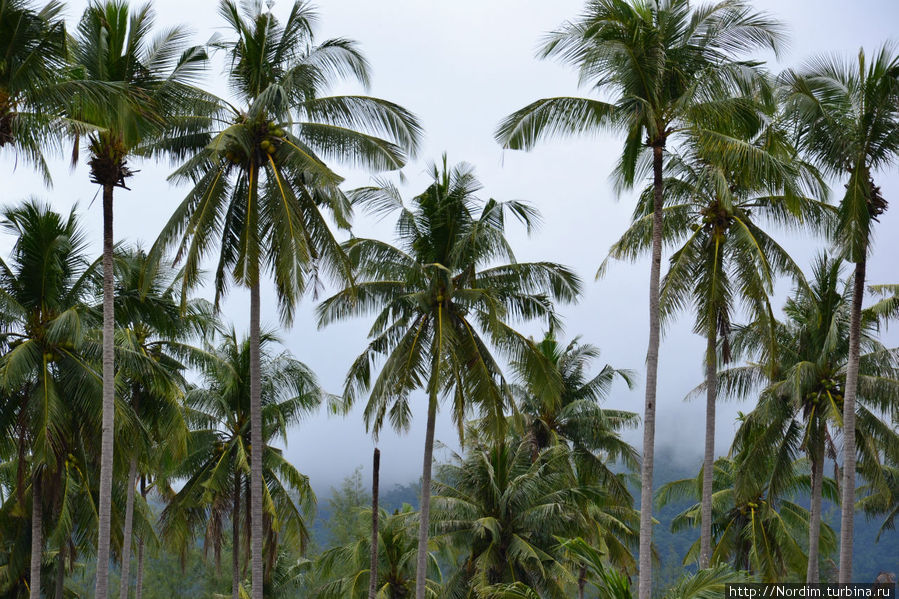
4,0 -> 899,495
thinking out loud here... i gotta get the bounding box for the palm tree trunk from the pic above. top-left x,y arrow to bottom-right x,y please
249,274 -> 264,599
414,392 -> 438,599
135,536 -> 144,599
95,182 -> 116,599
807,441 -> 824,583
638,144 -> 665,599
55,540 -> 66,599
30,475 -> 41,599
135,476 -> 147,599
118,456 -> 138,599
838,255 -> 865,583
233,471 -> 241,599
699,330 -> 717,569
369,447 -> 380,599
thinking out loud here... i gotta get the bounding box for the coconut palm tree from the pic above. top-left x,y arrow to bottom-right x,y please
783,44 -> 899,581
318,159 -> 580,599
0,201 -> 100,599
316,504 -> 441,599
495,3 -> 785,592
511,329 -> 638,496
160,328 -> 324,599
657,456 -> 835,582
68,4 -> 210,595
720,255 -> 899,581
153,3 -> 421,595
604,111 -> 831,569
507,329 -> 640,577
432,441 -> 592,599
0,0 -> 66,182
111,247 -> 216,598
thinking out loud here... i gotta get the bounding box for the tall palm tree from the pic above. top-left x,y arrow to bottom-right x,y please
69,4 -> 210,595
604,112 -> 830,569
154,3 -> 421,596
111,247 -> 215,599
657,456 -> 836,581
0,201 -> 99,599
316,504 -> 440,599
720,255 -> 899,581
783,44 -> 899,581
0,0 -> 66,182
319,158 -> 580,599
494,3 -> 785,593
318,159 -> 580,599
160,329 -> 324,599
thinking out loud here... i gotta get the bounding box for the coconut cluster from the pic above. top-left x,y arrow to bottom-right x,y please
224,121 -> 288,164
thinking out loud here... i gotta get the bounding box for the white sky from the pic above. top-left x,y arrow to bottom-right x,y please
3,0 -> 899,494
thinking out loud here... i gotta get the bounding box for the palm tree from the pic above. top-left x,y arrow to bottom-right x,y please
160,329 -> 324,599
511,329 -> 638,494
720,255 -> 899,581
507,329 -> 640,577
657,456 -> 836,581
783,44 -> 899,581
0,0 -> 66,182
0,201 -> 99,599
494,3 -> 785,593
154,3 -> 421,596
604,111 -> 831,570
316,504 -> 440,599
318,159 -> 580,599
69,4 -> 210,595
432,441 -> 591,599
111,247 -> 216,599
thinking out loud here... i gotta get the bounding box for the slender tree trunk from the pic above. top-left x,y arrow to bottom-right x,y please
30,475 -> 41,599
249,273 -> 263,599
135,537 -> 144,599
414,392 -> 438,599
838,256 -> 865,583
135,477 -> 147,599
369,448 -> 381,599
233,471 -> 241,599
55,540 -> 66,599
119,456 -> 138,599
95,183 -> 116,599
699,330 -> 717,569
638,144 -> 665,599
807,441 -> 824,583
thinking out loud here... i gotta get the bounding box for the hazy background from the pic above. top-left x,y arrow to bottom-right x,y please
3,0 -> 898,494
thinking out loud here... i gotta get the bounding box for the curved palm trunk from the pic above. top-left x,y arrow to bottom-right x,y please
369,447 -> 380,599
55,540 -> 66,599
414,392 -> 438,599
119,456 -> 138,599
838,256 -> 865,583
638,144 -> 665,599
95,183 -> 116,599
233,471 -> 241,599
700,331 -> 717,569
30,475 -> 41,599
807,441 -> 824,583
249,275 -> 264,599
